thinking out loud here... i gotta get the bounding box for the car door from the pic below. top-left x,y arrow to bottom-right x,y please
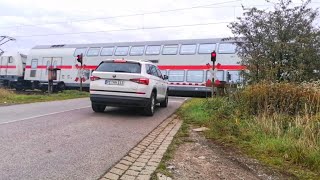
156,67 -> 167,97
150,65 -> 164,100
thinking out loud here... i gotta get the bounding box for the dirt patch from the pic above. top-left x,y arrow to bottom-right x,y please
166,128 -> 295,180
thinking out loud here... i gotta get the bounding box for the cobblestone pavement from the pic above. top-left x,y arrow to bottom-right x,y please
101,114 -> 182,180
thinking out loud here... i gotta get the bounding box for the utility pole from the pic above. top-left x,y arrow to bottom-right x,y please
76,54 -> 83,91
211,51 -> 217,97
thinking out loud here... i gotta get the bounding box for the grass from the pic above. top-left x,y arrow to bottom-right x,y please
0,88 -> 89,105
178,97 -> 320,180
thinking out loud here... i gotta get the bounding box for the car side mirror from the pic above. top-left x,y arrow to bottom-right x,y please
163,75 -> 169,80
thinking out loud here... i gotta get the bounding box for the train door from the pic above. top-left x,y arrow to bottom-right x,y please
6,56 -> 16,76
52,57 -> 62,81
41,57 -> 62,81
0,56 -> 8,76
41,57 -> 51,81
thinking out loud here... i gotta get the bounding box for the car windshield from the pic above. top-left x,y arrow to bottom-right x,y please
96,62 -> 141,73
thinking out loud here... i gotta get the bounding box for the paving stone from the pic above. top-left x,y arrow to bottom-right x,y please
140,170 -> 154,175
124,170 -> 139,176
109,167 -> 125,175
145,149 -> 156,153
130,150 -> 141,155
129,153 -> 139,159
120,174 -> 135,180
152,155 -> 163,159
149,158 -> 162,163
123,156 -> 136,163
142,151 -> 153,156
147,161 -> 159,167
119,160 -> 132,166
136,175 -> 151,180
133,147 -> 143,152
104,172 -> 119,180
115,164 -> 129,171
129,165 -> 143,171
136,158 -> 148,163
132,161 -> 146,167
139,155 -> 151,159
144,165 -> 157,171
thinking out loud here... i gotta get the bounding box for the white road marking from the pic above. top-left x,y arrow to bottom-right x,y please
0,106 -> 91,125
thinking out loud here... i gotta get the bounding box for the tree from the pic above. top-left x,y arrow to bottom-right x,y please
228,0 -> 320,83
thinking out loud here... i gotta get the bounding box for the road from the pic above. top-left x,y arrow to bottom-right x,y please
0,97 -> 186,180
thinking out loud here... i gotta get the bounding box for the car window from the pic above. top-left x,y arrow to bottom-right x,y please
96,62 -> 141,73
150,65 -> 159,77
156,68 -> 163,79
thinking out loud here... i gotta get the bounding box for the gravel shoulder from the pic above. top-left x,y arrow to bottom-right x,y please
165,127 -> 295,180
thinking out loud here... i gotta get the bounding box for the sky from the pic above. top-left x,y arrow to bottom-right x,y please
0,0 -> 319,54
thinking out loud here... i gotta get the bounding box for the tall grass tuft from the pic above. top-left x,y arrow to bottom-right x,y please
0,88 -> 13,100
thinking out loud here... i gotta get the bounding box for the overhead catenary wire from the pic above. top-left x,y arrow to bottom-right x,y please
0,0 -> 241,29
13,21 -> 232,38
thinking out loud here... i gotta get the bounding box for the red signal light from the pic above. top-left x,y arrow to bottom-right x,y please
211,51 -> 217,62
76,54 -> 83,64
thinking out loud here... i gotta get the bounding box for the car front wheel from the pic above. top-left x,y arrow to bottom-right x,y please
92,103 -> 106,113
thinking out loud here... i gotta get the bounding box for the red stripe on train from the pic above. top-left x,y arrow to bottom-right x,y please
0,65 -> 17,68
25,65 -> 73,69
158,65 -> 245,70
25,65 -> 245,70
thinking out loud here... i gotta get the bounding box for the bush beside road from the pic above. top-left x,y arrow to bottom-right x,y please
156,82 -> 320,180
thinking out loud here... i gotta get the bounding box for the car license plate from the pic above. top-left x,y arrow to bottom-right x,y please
105,80 -> 124,85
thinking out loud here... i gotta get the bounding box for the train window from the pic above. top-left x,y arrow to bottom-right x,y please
101,47 -> 114,56
115,46 -> 129,56
130,46 -> 145,56
74,48 -> 87,57
145,45 -> 161,55
160,70 -> 167,76
218,43 -> 236,54
162,45 -> 178,55
206,70 -> 224,81
187,70 -> 204,83
168,70 -> 184,82
198,43 -> 216,54
31,59 -> 38,69
87,47 -> 101,56
226,71 -> 243,83
180,44 -> 197,55
8,57 -> 14,63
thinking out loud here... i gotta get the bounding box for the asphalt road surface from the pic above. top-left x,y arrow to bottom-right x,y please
0,97 -> 186,180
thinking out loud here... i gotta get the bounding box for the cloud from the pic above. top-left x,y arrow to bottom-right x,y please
0,0 -> 319,54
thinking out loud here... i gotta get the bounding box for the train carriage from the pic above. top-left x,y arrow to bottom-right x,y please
0,52 -> 28,89
24,38 -> 244,93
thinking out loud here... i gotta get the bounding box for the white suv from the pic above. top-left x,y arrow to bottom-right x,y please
89,59 -> 169,116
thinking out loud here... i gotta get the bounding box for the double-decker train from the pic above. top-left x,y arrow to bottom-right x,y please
0,38 -> 244,94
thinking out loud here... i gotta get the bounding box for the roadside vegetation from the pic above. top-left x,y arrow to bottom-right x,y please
179,82 -> 320,179
0,88 -> 88,105
154,1 -> 320,179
